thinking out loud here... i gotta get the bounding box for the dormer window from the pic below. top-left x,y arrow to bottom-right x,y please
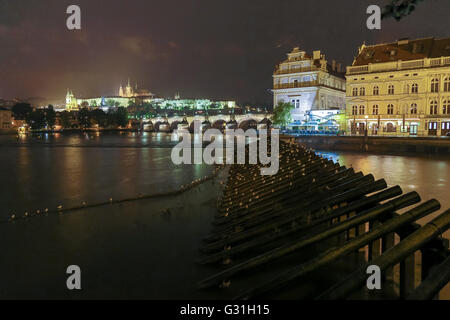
364,50 -> 375,59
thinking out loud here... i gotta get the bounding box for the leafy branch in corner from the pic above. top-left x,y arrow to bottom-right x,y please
382,0 -> 427,21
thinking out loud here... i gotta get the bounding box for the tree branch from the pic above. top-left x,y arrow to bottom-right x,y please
382,0 -> 427,21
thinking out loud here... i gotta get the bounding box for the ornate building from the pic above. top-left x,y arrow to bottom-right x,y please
0,107 -> 12,130
119,79 -> 153,98
346,37 -> 450,136
272,47 -> 346,126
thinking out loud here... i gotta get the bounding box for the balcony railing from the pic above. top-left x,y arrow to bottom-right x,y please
273,80 -> 320,89
347,56 -> 450,75
274,66 -> 319,75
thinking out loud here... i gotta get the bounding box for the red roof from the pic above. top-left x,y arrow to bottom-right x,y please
353,37 -> 450,66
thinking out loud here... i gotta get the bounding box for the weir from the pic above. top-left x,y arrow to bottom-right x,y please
197,140 -> 450,300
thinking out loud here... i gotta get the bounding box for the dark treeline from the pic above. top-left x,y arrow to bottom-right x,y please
11,103 -> 129,130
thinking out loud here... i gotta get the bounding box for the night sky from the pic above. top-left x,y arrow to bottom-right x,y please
0,0 -> 449,105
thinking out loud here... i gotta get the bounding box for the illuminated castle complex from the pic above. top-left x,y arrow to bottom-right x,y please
119,79 -> 153,98
64,79 -> 236,111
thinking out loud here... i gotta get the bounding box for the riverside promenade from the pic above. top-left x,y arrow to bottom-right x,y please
198,140 -> 450,299
286,135 -> 450,155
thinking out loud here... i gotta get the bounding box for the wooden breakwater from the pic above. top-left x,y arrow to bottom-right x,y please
288,135 -> 450,155
197,141 -> 450,300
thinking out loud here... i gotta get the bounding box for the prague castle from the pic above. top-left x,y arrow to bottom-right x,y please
65,79 -> 236,111
119,79 -> 153,98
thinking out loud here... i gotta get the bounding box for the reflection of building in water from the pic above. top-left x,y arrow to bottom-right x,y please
272,47 -> 347,128
346,37 -> 450,137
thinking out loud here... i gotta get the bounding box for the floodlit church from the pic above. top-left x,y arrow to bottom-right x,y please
272,47 -> 347,130
119,79 -> 154,98
65,90 -> 79,111
65,79 -> 156,110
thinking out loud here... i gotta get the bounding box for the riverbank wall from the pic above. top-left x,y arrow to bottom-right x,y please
282,135 -> 450,155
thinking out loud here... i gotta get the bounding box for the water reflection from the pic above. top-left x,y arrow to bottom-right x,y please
317,150 -> 450,240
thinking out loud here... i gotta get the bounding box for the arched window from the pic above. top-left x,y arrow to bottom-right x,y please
359,105 -> 365,115
444,77 -> 450,92
410,103 -> 418,114
352,88 -> 358,96
372,105 -> 379,115
388,85 -> 395,95
411,83 -> 419,93
352,105 -> 358,115
430,100 -> 438,114
431,78 -> 439,93
373,86 -> 379,95
360,87 -> 365,96
387,104 -> 394,115
443,100 -> 449,115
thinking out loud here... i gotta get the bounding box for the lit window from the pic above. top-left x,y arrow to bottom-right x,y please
410,103 -> 417,114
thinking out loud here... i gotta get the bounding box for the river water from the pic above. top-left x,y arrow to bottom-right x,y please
0,133 -> 448,299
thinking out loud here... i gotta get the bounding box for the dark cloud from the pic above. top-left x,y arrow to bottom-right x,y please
0,0 -> 448,104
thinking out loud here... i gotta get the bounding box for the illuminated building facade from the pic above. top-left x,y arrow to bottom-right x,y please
65,90 -> 79,111
65,82 -> 236,111
346,37 -> 450,136
0,108 -> 12,129
272,47 -> 346,125
119,79 -> 154,98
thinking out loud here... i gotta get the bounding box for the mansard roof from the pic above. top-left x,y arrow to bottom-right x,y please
353,37 -> 450,66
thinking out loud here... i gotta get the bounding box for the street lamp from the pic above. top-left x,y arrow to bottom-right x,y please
365,115 -> 369,136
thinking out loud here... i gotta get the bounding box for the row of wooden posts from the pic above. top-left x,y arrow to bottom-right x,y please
197,140 -> 450,299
